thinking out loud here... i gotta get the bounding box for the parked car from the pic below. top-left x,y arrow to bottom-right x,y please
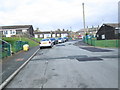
63,37 -> 68,42
57,37 -> 64,43
55,38 -> 59,44
50,38 -> 57,45
39,39 -> 53,49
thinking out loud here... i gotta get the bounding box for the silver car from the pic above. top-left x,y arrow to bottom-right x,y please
57,38 -> 64,43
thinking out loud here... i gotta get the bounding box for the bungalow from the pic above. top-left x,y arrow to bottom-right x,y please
34,31 -> 69,38
0,25 -> 34,37
96,23 -> 120,40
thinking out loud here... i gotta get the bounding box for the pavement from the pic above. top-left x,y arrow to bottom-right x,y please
1,46 -> 39,83
4,40 -> 119,88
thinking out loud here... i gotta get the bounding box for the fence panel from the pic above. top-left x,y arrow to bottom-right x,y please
0,40 -> 29,59
0,40 -> 11,59
91,38 -> 96,46
14,41 -> 28,53
0,44 -> 2,59
83,36 -> 119,48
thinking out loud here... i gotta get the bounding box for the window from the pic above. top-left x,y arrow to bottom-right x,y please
115,29 -> 120,34
10,30 -> 12,34
16,30 -> 22,34
4,31 -> 8,34
22,29 -> 27,32
102,34 -> 105,39
13,31 -> 15,34
40,34 -> 43,37
97,35 -> 99,37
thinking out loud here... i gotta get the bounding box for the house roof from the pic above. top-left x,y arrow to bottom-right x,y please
76,29 -> 86,33
1,25 -> 33,29
34,31 -> 69,34
104,23 -> 120,28
34,31 -> 51,34
76,27 -> 99,33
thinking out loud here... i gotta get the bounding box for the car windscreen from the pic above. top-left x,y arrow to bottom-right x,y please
50,38 -> 55,41
58,38 -> 62,40
63,37 -> 67,39
41,39 -> 49,41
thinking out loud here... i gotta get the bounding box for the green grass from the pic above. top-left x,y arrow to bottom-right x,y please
32,38 -> 43,42
2,37 -> 39,52
85,38 -> 120,48
95,39 -> 120,48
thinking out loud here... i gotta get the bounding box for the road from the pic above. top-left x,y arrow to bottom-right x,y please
5,40 -> 118,88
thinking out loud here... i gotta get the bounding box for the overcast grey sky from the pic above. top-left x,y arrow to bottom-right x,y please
0,0 -> 119,31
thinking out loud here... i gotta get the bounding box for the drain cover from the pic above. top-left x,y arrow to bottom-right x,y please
80,47 -> 112,52
56,44 -> 65,46
76,57 -> 103,61
68,43 -> 72,45
68,55 -> 88,59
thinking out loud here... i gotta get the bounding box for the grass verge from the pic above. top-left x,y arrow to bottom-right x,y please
32,38 -> 43,42
2,37 -> 39,53
85,38 -> 120,48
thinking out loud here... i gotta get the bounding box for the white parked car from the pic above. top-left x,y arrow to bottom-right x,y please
39,39 -> 53,49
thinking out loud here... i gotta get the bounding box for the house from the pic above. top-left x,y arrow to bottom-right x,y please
69,31 -> 78,39
0,25 -> 34,37
76,29 -> 87,38
34,31 -> 69,38
96,23 -> 120,40
87,26 -> 99,36
76,26 -> 99,38
34,31 -> 51,38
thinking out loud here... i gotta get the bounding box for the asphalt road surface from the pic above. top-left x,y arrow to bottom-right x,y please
5,40 -> 118,88
1,46 -> 39,83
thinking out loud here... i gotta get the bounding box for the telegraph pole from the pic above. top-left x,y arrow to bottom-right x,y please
82,3 -> 86,34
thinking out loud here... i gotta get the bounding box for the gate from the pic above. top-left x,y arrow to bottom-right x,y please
0,39 -> 11,59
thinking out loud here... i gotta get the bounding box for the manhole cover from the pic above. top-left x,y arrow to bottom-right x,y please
79,47 -> 112,52
76,57 -> 103,61
68,55 -> 88,59
36,53 -> 43,55
56,44 -> 65,46
68,43 -> 72,45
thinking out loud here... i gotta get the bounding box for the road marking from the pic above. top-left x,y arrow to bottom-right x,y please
41,60 -> 49,88
0,48 -> 40,89
16,58 -> 24,61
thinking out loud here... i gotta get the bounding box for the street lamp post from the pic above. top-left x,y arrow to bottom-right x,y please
82,3 -> 86,34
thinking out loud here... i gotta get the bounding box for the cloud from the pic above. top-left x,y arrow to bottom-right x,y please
0,0 -> 119,31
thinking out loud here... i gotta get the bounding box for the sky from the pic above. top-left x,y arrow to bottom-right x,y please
0,0 -> 119,31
